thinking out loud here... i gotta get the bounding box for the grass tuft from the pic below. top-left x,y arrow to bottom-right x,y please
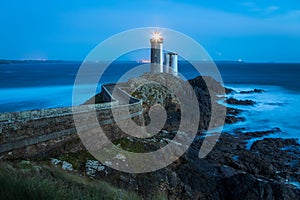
0,163 -> 141,200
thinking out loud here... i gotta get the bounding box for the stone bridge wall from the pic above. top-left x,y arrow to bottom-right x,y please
0,85 -> 143,160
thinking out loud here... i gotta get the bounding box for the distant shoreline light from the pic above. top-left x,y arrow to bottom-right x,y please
138,59 -> 151,63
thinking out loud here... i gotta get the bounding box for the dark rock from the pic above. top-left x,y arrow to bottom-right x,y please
242,128 -> 282,138
176,138 -> 300,199
226,98 -> 256,106
227,107 -> 243,116
188,76 -> 225,95
219,173 -> 300,200
82,72 -> 300,199
250,138 -> 299,154
225,115 -> 246,124
240,89 -> 265,94
90,74 -> 300,199
225,88 -> 235,94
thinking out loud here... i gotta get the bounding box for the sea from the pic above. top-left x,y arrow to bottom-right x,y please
0,61 -> 299,142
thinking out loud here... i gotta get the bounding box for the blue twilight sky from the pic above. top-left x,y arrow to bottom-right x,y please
0,0 -> 300,62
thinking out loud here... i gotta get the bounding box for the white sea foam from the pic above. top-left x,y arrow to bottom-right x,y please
223,84 -> 300,142
287,181 -> 300,189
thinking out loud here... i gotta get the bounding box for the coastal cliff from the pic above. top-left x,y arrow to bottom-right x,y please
82,74 -> 300,199
1,74 -> 299,199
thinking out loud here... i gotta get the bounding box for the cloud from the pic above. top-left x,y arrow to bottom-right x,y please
283,9 -> 300,19
240,2 -> 280,15
61,0 -> 300,43
267,6 -> 280,12
241,2 -> 262,12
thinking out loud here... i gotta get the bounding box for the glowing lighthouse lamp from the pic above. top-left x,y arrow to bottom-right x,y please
150,31 -> 164,73
152,31 -> 162,42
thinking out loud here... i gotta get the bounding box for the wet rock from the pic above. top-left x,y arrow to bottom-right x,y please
50,158 -> 61,166
225,88 -> 235,94
251,138 -> 299,150
242,127 -> 281,138
218,173 -> 300,200
62,161 -> 73,171
240,89 -> 265,94
86,160 -> 106,177
226,98 -> 255,105
225,115 -> 246,124
227,107 -> 243,116
188,76 -> 225,95
50,158 -> 73,171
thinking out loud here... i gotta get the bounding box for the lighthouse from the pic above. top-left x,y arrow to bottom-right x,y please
149,30 -> 178,76
150,31 -> 163,73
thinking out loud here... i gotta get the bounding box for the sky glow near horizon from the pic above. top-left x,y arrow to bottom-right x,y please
0,0 -> 300,62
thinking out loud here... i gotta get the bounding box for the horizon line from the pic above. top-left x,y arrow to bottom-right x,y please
1,59 -> 300,64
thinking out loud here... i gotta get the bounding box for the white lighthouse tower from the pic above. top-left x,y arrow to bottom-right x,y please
150,31 -> 163,73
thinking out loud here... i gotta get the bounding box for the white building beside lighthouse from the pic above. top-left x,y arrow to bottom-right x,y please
164,52 -> 178,76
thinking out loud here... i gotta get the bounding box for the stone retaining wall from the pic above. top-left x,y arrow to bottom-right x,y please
0,85 -> 143,159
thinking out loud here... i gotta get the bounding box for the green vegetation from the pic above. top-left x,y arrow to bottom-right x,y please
131,91 -> 143,99
0,163 -> 141,200
113,138 -> 146,153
